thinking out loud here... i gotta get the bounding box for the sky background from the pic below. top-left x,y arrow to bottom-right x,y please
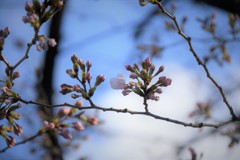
0,0 -> 240,160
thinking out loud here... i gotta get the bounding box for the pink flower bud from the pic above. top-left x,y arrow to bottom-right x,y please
58,107 -> 71,117
12,71 -> 21,79
75,100 -> 83,108
86,72 -> 92,83
95,75 -> 105,87
72,121 -> 85,131
60,83 -> 73,94
13,124 -> 23,136
6,136 -> 16,147
59,128 -> 73,139
73,84 -> 82,93
155,88 -> 162,94
129,73 -> 137,79
87,117 -> 99,125
25,1 -> 32,11
48,38 -> 57,47
125,65 -> 135,72
145,57 -> 152,66
122,89 -> 132,96
86,60 -> 92,71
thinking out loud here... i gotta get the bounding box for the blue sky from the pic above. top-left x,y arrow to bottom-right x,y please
0,0 -> 240,160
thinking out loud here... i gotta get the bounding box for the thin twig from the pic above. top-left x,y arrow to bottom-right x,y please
18,98 -> 238,129
0,131 -> 42,153
154,1 -> 238,120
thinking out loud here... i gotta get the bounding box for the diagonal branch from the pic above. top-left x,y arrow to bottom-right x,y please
0,131 -> 42,153
153,0 -> 238,120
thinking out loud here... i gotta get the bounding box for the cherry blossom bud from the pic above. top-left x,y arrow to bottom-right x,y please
129,73 -> 137,79
125,65 -> 135,72
75,100 -> 83,108
66,69 -> 76,78
122,89 -> 132,96
86,72 -> 92,83
86,60 -> 92,72
71,54 -> 79,63
78,59 -> 85,71
6,136 -> 16,147
95,75 -> 105,87
25,1 -> 32,11
13,124 -> 23,136
48,38 -> 57,47
12,71 -> 21,79
72,121 -> 85,131
59,128 -> 73,139
87,117 -> 99,125
154,66 -> 164,76
145,57 -> 152,67
60,84 -> 73,94
73,84 -> 82,93
155,88 -> 163,94
58,107 -> 71,117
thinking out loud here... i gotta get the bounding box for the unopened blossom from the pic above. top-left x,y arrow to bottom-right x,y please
12,71 -> 21,79
48,38 -> 57,47
25,1 -> 32,11
60,84 -> 73,94
86,72 -> 92,83
6,136 -> 16,147
43,120 -> 55,130
87,117 -> 99,125
86,60 -> 92,71
72,121 -> 85,131
155,88 -> 162,94
122,89 -> 131,96
13,124 -> 23,136
110,74 -> 126,89
75,100 -> 83,108
73,84 -> 82,93
59,128 -> 73,139
95,75 -> 105,86
129,73 -> 137,79
58,107 -> 71,117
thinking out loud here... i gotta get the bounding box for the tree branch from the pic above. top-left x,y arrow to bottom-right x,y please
153,0 -> 239,120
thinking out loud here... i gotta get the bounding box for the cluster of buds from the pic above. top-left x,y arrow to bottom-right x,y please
0,125 -> 16,147
189,102 -> 212,120
60,54 -> 105,101
110,57 -> 171,101
40,105 -> 98,140
0,27 -> 10,50
22,0 -> 62,51
199,13 -> 240,65
36,35 -> 57,52
197,12 -> 216,34
0,102 -> 23,147
228,13 -> 240,36
22,0 -> 63,30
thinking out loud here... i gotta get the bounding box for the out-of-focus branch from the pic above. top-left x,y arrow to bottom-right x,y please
0,131 -> 42,153
153,0 -> 239,120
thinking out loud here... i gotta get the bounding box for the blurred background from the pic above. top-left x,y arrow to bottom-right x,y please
0,0 -> 240,160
